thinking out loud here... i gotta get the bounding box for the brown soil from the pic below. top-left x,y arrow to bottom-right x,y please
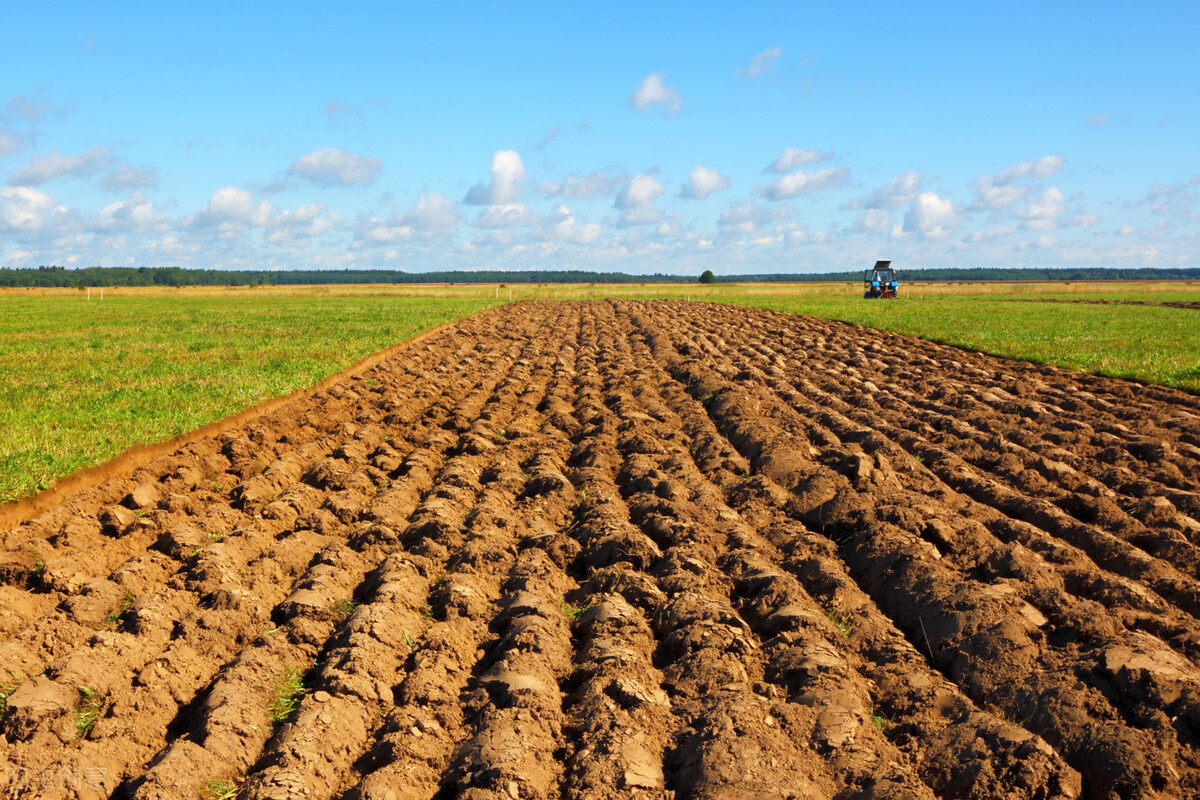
1001,298 -> 1200,310
2,300 -> 1199,800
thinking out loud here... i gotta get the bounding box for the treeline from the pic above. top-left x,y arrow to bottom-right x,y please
0,266 -> 695,287
2,264 -> 1198,288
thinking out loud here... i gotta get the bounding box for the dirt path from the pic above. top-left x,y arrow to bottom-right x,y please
2,300 -> 1199,799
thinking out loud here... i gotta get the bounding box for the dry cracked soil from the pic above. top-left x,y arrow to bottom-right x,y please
2,300 -> 1200,800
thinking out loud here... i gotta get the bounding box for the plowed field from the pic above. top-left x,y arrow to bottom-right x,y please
3,300 -> 1200,800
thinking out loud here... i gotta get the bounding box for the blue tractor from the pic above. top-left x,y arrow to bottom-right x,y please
864,260 -> 898,299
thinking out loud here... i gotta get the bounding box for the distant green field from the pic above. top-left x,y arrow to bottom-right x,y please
0,287 -> 495,503
2,280 -> 1197,505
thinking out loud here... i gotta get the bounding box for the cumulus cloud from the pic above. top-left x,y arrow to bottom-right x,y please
464,149 -> 525,205
737,46 -> 784,79
614,174 -> 665,227
87,192 -> 168,233
969,156 -> 1066,212
185,186 -> 276,229
538,170 -> 626,199
842,171 -> 923,210
1015,187 -> 1065,231
630,73 -> 682,116
765,147 -> 833,174
101,165 -> 159,192
266,204 -> 344,245
680,165 -> 730,200
355,192 -> 460,245
0,185 -> 71,232
972,182 -> 1030,212
473,203 -> 537,229
540,205 -> 601,244
902,191 -> 960,239
7,146 -> 113,186
853,208 -> 893,232
757,167 -> 849,200
717,200 -> 791,236
286,147 -> 382,187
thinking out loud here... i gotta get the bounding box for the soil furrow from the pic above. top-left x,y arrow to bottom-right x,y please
3,300 -> 1199,799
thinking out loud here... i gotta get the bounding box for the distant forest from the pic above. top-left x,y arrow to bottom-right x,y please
2,265 -> 1199,288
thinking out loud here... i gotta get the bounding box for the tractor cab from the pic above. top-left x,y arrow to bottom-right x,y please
864,260 -> 898,299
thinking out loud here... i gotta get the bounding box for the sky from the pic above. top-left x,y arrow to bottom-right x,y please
1,1 -> 1198,275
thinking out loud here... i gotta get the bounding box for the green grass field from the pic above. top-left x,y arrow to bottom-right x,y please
0,287 -> 495,502
2,280 -> 1197,504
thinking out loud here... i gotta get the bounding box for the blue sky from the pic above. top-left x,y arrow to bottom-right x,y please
2,1 -> 1197,274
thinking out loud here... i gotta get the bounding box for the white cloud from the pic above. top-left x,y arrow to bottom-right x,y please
613,174 -> 664,226
1086,113 -> 1110,128
680,165 -> 730,200
758,167 -> 849,200
185,186 -> 276,229
993,155 -> 1066,186
265,204 -> 343,245
843,170 -> 923,210
87,192 -> 168,233
630,73 -> 682,116
969,157 -> 1065,213
737,46 -> 784,79
972,183 -> 1030,211
540,205 -> 601,244
399,192 -> 459,235
853,208 -> 893,232
1142,176 -> 1199,221
474,203 -> 536,229
717,200 -> 791,236
7,147 -> 113,186
538,170 -> 626,199
287,147 -> 382,187
1016,187 -> 1065,231
0,185 -> 71,232
766,147 -> 833,174
615,174 -> 664,209
101,165 -> 159,192
902,191 -> 960,239
464,149 -> 525,205
355,192 -> 459,245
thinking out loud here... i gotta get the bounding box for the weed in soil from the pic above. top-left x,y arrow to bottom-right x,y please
267,667 -> 305,729
330,598 -> 357,624
101,591 -> 135,626
199,779 -> 237,800
75,686 -> 103,739
0,671 -> 21,717
555,597 -> 594,621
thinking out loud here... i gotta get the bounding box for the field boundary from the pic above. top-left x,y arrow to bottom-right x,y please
0,319 -> 458,530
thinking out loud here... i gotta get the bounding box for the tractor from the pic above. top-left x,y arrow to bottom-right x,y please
864,260 -> 898,299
